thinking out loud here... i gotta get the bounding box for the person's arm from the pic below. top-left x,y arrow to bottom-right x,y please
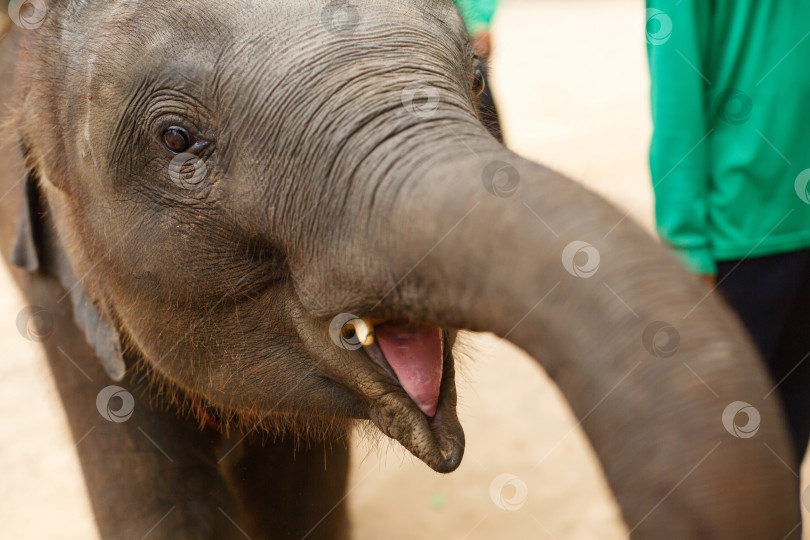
647,0 -> 714,275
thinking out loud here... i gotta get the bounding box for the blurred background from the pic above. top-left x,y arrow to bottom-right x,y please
1,0 -> 807,538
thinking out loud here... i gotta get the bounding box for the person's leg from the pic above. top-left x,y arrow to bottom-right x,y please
769,258 -> 810,461
716,249 -> 810,459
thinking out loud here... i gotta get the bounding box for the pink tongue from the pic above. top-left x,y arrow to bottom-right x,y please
375,323 -> 443,417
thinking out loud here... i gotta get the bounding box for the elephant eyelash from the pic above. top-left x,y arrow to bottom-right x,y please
145,110 -> 214,153
155,123 -> 209,152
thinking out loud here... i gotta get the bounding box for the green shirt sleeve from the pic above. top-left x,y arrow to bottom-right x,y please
454,0 -> 498,35
647,0 -> 715,274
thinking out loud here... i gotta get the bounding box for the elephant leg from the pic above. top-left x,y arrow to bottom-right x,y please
218,433 -> 351,540
22,275 -> 243,540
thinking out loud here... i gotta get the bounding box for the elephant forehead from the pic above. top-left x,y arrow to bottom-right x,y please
69,0 -> 469,106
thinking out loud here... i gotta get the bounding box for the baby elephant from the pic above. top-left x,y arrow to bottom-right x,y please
0,0 -> 800,538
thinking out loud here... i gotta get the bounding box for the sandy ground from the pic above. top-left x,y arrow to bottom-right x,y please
1,1 -> 808,539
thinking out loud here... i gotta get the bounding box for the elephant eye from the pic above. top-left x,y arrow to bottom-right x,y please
161,126 -> 193,153
472,65 -> 485,96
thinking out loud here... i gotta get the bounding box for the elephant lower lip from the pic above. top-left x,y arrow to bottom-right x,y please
362,338 -> 400,383
367,384 -> 464,473
364,328 -> 464,473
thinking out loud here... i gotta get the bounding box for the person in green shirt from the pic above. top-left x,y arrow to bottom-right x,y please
455,0 -> 502,141
647,0 -> 810,460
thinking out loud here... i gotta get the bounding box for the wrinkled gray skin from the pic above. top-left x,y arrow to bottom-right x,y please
0,0 -> 802,538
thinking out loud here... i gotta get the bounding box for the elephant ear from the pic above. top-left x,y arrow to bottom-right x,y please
10,167 -> 42,272
10,144 -> 127,381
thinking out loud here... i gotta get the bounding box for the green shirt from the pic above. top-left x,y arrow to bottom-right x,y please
647,0 -> 810,274
454,0 -> 498,35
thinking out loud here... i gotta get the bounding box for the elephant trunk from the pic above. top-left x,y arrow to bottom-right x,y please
306,128 -> 800,537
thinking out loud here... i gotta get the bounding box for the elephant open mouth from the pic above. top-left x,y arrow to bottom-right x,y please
350,319 -> 444,416
342,318 -> 464,473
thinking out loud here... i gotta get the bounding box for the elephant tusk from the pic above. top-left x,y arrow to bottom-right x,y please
344,317 -> 375,346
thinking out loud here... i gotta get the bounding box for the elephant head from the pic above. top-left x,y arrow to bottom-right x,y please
6,0 -> 800,536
